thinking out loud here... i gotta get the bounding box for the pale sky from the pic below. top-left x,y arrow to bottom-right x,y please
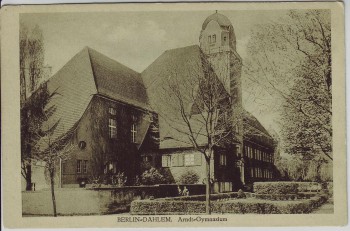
20,10 -> 289,133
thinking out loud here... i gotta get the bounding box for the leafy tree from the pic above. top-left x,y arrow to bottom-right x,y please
275,155 -> 332,182
245,10 -> 332,163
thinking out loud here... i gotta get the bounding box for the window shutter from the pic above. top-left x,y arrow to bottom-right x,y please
171,154 -> 178,166
178,154 -> 184,166
162,155 -> 168,167
194,153 -> 202,166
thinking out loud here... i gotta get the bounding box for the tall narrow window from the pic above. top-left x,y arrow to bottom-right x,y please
109,118 -> 117,139
219,153 -> 227,166
212,34 -> 216,43
76,160 -> 82,173
131,115 -> 137,143
208,35 -> 211,43
83,160 -> 88,173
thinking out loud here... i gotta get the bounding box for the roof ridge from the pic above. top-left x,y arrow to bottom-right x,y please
87,46 -> 140,74
163,44 -> 199,53
85,47 -> 99,93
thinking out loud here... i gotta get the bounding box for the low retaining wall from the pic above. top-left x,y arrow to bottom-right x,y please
22,184 -> 205,216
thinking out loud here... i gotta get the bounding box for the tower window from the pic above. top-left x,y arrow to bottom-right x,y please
223,36 -> 227,42
208,35 -> 211,43
212,34 -> 216,43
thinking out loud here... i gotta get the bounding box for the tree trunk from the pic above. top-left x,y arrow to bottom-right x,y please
205,159 -> 211,214
25,163 -> 32,191
50,170 -> 57,217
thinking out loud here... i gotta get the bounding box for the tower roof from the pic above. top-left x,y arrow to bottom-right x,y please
202,12 -> 232,30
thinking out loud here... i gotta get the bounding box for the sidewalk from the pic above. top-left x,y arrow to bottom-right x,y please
311,198 -> 334,214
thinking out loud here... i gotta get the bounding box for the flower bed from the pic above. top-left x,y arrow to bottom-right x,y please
130,194 -> 328,215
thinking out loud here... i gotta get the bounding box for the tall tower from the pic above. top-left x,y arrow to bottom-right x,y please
200,12 -> 245,184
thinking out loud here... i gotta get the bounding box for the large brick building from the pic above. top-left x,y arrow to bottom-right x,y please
23,12 -> 276,191
142,12 -> 276,192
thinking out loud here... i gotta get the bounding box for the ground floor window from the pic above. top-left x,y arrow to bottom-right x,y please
77,160 -> 82,173
184,154 -> 195,166
219,182 -> 232,192
76,160 -> 88,174
162,155 -> 171,167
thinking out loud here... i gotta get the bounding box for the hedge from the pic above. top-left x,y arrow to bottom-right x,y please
253,182 -> 299,194
130,200 -> 206,215
297,182 -> 321,192
254,194 -> 298,201
130,195 -> 328,215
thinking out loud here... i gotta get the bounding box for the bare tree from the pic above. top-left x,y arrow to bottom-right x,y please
22,83 -> 76,216
20,23 -> 50,190
33,131 -> 75,217
244,10 -> 332,165
152,52 -> 241,214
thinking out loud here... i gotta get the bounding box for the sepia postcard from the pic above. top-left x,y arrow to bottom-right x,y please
1,1 -> 346,228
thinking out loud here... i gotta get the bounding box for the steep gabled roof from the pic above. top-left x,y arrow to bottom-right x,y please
44,47 -> 150,141
45,47 -> 97,141
88,48 -> 149,110
142,45 -> 208,149
243,110 -> 274,148
142,45 -> 273,149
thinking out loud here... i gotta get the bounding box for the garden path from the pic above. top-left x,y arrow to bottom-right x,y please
311,198 -> 334,214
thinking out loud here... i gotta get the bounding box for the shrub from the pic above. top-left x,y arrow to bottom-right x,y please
131,200 -> 205,215
254,182 -> 299,194
111,172 -> 127,187
237,189 -> 246,199
177,170 -> 200,184
297,182 -> 321,192
326,182 -> 333,196
130,195 -> 328,215
255,194 -> 298,201
141,168 -> 167,185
